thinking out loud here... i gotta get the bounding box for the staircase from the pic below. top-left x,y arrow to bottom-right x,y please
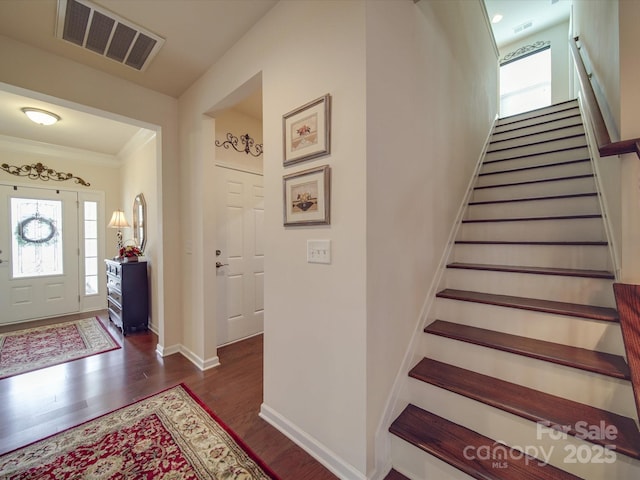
388,100 -> 640,479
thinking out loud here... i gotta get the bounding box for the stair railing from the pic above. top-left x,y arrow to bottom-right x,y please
571,36 -> 640,424
569,36 -> 640,160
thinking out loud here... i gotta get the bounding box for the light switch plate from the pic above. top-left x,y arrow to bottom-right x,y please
307,239 -> 331,264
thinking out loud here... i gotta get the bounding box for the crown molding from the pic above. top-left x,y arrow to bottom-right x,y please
0,134 -> 120,167
117,128 -> 157,160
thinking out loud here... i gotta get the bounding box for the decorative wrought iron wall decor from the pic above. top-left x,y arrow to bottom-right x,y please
1,162 -> 90,186
215,132 -> 263,157
501,40 -> 550,65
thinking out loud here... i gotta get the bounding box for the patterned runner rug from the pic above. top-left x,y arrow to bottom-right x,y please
0,384 -> 279,479
0,317 -> 120,379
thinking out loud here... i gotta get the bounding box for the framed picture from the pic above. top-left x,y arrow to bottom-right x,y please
283,165 -> 331,226
283,94 -> 331,166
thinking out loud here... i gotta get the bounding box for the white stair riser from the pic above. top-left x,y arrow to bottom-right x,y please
485,136 -> 588,162
472,177 -> 596,202
465,195 -> 601,220
496,103 -> 579,128
405,380 -> 640,480
434,297 -> 625,355
492,115 -> 583,142
482,147 -> 590,173
476,161 -> 594,188
420,335 -> 635,418
391,437 -> 474,480
451,243 -> 612,271
490,125 -> 586,150
458,218 -> 606,243
444,268 -> 615,307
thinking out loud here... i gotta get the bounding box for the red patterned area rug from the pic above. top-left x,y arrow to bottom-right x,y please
0,384 -> 279,479
0,317 -> 120,380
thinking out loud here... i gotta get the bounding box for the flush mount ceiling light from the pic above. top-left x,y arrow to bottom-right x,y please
21,108 -> 61,126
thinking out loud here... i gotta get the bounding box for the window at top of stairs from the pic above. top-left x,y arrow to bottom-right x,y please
500,47 -> 551,117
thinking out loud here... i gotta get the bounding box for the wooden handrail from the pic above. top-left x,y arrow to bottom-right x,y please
570,37 -> 640,159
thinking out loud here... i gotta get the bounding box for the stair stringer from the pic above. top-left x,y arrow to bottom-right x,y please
371,116 -> 499,480
577,92 -> 621,279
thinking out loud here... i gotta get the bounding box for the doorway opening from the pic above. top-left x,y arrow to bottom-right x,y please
209,77 -> 264,348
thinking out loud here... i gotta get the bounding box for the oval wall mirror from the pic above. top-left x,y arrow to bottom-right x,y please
133,193 -> 147,253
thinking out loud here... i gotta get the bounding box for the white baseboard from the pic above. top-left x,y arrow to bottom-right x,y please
155,343 -> 220,370
156,343 -> 180,357
179,344 -> 220,371
259,403 -> 366,480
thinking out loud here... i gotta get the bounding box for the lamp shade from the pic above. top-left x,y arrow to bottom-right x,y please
108,210 -> 130,228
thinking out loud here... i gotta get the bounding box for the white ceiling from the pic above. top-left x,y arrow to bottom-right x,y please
484,0 -> 572,49
0,0 -> 571,158
0,0 -> 273,158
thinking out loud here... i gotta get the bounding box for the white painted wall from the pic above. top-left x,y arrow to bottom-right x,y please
179,0 -> 497,477
120,133 -> 159,331
0,139 -> 121,198
500,20 -> 571,106
178,0 -> 368,474
0,33 -> 182,351
214,108 -> 263,173
572,1 -> 620,134
617,0 -> 640,284
572,0 -> 640,283
366,0 -> 498,475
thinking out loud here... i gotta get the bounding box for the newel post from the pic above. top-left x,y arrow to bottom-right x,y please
613,283 -> 640,423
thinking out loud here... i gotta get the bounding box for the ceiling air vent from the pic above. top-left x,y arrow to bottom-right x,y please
513,21 -> 533,34
55,0 -> 164,71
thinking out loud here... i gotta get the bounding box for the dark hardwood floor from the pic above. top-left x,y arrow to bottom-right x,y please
0,311 -> 338,479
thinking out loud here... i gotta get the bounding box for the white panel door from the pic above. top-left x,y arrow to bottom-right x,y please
0,185 -> 80,324
215,167 -> 264,346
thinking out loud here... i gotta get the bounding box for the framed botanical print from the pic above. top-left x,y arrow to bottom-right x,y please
282,94 -> 331,166
283,165 -> 331,226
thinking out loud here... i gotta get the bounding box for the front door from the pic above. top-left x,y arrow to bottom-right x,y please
215,166 -> 264,346
0,185 -> 80,324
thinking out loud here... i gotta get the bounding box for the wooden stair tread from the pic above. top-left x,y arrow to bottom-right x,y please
469,192 -> 597,206
494,113 -> 582,136
487,133 -> 586,154
409,358 -> 640,459
390,404 -> 583,480
479,158 -> 589,176
455,240 -> 608,246
425,320 -> 630,379
462,214 -> 601,223
383,469 -> 411,480
474,173 -> 594,190
447,262 -> 614,279
497,100 -> 578,124
483,146 -> 590,166
491,121 -> 583,145
436,289 -> 618,322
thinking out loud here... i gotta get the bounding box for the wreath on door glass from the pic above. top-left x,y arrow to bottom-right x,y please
15,214 -> 58,246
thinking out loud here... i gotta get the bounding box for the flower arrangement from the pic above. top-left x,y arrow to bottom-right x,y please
296,125 -> 311,137
119,245 -> 142,258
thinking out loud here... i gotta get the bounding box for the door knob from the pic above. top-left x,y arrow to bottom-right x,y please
215,262 -> 228,268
